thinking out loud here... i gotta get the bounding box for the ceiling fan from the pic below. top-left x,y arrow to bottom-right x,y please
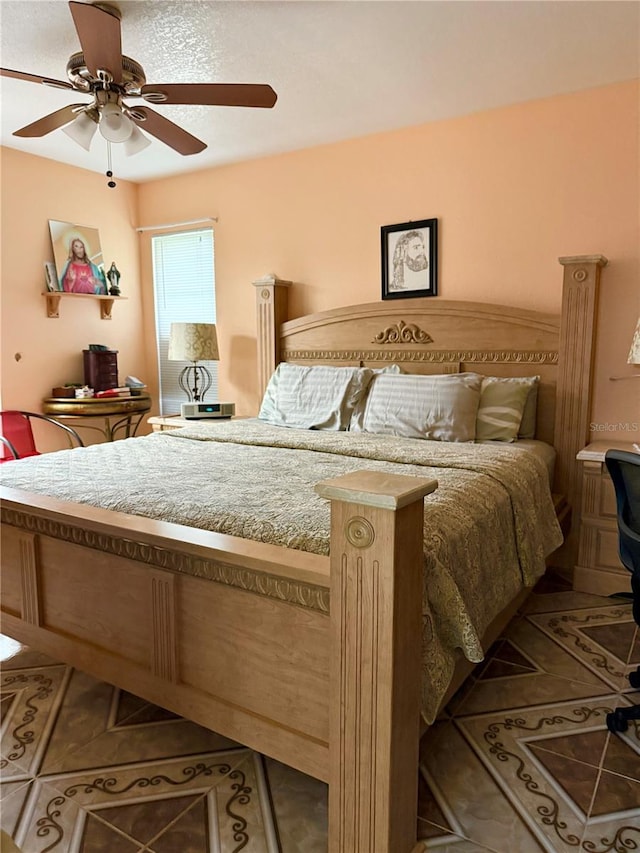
0,0 -> 278,158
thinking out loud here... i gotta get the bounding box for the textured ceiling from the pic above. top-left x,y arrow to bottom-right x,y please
0,0 -> 638,184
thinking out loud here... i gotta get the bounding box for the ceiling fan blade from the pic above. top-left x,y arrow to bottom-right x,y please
140,83 -> 277,108
69,1 -> 123,84
1,67 -> 73,90
13,104 -> 88,137
129,107 -> 206,155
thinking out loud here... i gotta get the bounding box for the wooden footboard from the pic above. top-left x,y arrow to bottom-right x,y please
1,471 -> 436,853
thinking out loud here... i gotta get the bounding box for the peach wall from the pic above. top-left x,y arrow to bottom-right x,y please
2,80 -> 638,451
137,80 -> 639,441
0,148 -> 148,450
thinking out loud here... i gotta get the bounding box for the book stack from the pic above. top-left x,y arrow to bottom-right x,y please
94,387 -> 134,399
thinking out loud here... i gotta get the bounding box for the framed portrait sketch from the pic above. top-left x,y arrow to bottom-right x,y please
381,218 -> 438,300
48,220 -> 107,294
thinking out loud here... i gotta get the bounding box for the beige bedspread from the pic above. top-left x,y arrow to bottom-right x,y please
0,419 -> 562,721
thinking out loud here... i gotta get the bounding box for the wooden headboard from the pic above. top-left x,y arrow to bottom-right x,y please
254,255 -> 607,564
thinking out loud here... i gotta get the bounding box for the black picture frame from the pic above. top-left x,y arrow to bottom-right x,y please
381,218 -> 438,300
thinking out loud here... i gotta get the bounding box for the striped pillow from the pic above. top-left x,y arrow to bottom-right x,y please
350,372 -> 482,442
475,377 -> 533,442
258,363 -> 374,430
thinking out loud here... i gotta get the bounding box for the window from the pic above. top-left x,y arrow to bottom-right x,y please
152,229 -> 216,415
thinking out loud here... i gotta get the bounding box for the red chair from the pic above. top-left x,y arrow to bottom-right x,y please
0,411 -> 84,462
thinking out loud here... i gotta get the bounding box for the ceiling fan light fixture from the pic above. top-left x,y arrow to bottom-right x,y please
124,123 -> 151,156
5,0 -> 277,161
99,101 -> 132,142
62,111 -> 97,150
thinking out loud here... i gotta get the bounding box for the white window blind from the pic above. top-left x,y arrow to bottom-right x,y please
152,229 -> 217,415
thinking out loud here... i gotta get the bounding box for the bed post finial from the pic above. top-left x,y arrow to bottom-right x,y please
316,469 -> 437,853
253,274 -> 292,399
555,254 -> 608,565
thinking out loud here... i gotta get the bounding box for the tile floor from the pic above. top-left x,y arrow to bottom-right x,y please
1,572 -> 638,852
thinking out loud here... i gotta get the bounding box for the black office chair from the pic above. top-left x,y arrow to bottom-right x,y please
604,449 -> 640,733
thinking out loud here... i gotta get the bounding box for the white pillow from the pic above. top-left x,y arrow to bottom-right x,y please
258,363 -> 374,430
350,372 -> 482,442
373,363 -> 402,375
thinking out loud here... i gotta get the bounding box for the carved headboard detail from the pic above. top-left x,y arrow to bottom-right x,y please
254,255 -> 607,566
372,321 -> 432,344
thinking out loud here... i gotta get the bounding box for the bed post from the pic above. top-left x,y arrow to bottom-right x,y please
315,470 -> 438,853
253,274 -> 292,398
554,254 -> 607,567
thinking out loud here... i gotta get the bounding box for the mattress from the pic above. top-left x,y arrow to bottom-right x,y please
0,418 -> 562,721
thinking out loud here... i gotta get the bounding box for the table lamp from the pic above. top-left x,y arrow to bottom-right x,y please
168,323 -> 219,401
610,316 -> 640,381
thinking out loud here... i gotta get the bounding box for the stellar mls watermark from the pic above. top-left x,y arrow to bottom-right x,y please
590,422 -> 639,432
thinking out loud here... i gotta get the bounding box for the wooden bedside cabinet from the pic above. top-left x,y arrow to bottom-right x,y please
148,414 -> 245,431
574,441 -> 637,596
148,415 -> 192,431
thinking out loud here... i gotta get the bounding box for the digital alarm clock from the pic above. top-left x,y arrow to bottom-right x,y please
180,402 -> 235,419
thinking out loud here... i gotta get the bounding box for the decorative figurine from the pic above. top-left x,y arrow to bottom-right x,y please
107,261 -> 121,296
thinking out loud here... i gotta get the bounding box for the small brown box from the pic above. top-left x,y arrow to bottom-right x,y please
52,386 -> 75,398
83,349 -> 119,392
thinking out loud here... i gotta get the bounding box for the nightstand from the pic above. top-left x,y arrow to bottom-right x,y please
148,415 -> 198,431
148,414 -> 241,432
574,441 -> 637,596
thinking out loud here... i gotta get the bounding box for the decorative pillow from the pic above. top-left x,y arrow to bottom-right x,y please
258,363 -> 374,430
373,363 -> 402,374
518,377 -> 539,439
350,372 -> 482,442
475,376 -> 537,442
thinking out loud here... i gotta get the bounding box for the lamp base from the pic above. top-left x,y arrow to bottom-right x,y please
178,364 -> 212,401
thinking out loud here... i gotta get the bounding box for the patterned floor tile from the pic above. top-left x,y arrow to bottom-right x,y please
417,765 -> 461,839
1,664 -> 71,780
16,750 -> 259,853
421,838 -> 503,851
140,797 -> 209,853
145,752 -> 279,852
39,669 -> 242,776
2,580 -> 639,853
0,635 -> 61,671
448,615 -> 613,717
109,689 -> 180,728
0,780 -> 33,839
263,758 -> 327,853
528,603 -> 638,691
457,695 -> 640,853
419,721 -> 545,852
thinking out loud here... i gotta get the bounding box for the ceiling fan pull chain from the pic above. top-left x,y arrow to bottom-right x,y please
106,141 -> 116,188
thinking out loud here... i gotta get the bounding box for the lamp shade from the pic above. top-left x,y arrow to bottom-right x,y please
99,102 -> 133,143
124,124 -> 151,156
628,317 -> 640,365
62,112 -> 98,151
168,323 -> 219,362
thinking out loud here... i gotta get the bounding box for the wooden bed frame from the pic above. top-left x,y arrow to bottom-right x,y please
0,254 -> 606,852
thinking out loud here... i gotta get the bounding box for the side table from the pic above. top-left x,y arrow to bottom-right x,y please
42,394 -> 152,442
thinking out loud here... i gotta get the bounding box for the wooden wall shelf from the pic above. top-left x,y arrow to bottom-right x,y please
43,292 -> 127,320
